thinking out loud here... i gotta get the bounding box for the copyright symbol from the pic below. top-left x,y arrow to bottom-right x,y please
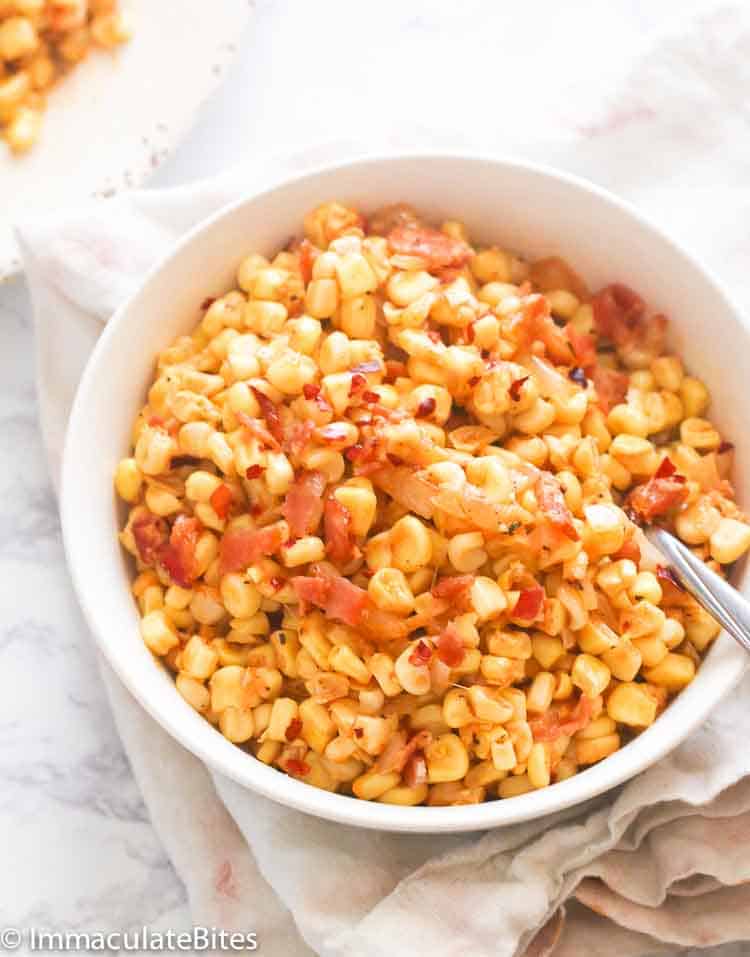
0,928 -> 21,950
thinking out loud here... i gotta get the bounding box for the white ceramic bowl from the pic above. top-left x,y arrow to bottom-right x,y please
61,154 -> 749,832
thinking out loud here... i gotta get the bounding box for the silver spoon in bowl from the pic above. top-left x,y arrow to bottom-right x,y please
645,525 -> 750,655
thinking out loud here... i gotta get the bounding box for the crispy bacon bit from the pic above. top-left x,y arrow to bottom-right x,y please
409,640 -> 433,666
375,728 -> 432,774
656,564 -> 685,591
627,459 -> 689,524
219,525 -> 283,574
285,718 -> 303,741
431,575 -> 474,603
302,383 -> 320,401
387,225 -> 472,270
250,388 -> 284,446
132,512 -> 169,565
200,296 -> 216,311
209,483 -> 234,520
435,624 -> 465,668
298,239 -> 317,285
236,410 -> 281,451
284,420 -> 315,458
718,441 -> 735,454
282,471 -> 326,538
536,472 -> 579,540
530,695 -> 595,742
291,574 -> 369,627
350,360 -> 382,375
416,396 -> 437,418
513,585 -> 545,622
509,376 -> 529,402
324,497 -> 356,564
160,515 -> 202,587
588,366 -> 629,413
591,283 -> 645,343
359,390 -> 377,404
245,464 -> 264,479
565,324 -> 597,368
285,759 -> 310,777
403,752 -> 428,788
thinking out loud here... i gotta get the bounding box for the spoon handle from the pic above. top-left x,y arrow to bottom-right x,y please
645,525 -> 750,655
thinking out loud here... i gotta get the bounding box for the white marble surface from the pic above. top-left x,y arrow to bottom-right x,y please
1,0 -> 749,953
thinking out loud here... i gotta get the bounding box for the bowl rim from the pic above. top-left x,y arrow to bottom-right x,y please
60,151 -> 749,832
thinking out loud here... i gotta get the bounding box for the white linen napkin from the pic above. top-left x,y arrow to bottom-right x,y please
17,4 -> 750,954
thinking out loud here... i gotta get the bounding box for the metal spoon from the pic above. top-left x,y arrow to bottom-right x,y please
645,525 -> 750,655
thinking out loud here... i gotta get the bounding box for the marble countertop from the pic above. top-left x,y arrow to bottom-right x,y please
1,1 -> 748,953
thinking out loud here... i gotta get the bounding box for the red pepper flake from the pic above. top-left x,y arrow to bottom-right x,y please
408,640 -> 432,666
509,376 -> 529,402
353,727 -> 364,739
384,359 -> 407,381
655,456 -> 677,479
349,373 -> 367,396
362,390 -> 380,403
200,296 -> 216,311
468,375 -> 481,388
250,504 -> 264,516
245,464 -> 264,479
302,383 -> 321,400
345,444 -> 364,461
269,577 -> 284,592
285,718 -> 303,741
209,483 -> 234,520
350,360 -> 382,374
386,453 -> 404,466
286,759 -> 310,777
465,321 -> 476,343
416,396 -> 437,418
718,441 -> 735,454
284,538 -> 298,548
148,415 -> 165,428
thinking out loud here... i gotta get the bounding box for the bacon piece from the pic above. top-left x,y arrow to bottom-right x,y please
512,585 -> 545,622
282,471 -> 326,538
132,513 -> 168,565
387,225 -> 472,270
655,456 -> 677,479
371,466 -> 437,519
236,410 -> 281,451
210,483 -> 234,520
588,366 -> 629,413
591,283 -> 645,344
219,524 -> 283,574
375,729 -> 432,774
626,475 -> 688,524
324,497 -> 356,564
297,239 -> 317,285
409,640 -> 433,666
250,388 -> 284,446
536,472 -> 579,540
565,324 -> 597,368
435,623 -> 465,668
245,464 -> 264,479
284,420 -> 315,458
530,694 -> 596,742
610,537 -> 641,563
291,574 -> 369,627
431,575 -> 474,602
511,295 -> 574,365
160,515 -> 202,587
369,203 -> 421,235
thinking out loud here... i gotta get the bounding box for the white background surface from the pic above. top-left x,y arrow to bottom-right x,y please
1,0 -> 748,953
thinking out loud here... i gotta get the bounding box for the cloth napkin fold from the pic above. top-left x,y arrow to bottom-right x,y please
17,4 -> 750,954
